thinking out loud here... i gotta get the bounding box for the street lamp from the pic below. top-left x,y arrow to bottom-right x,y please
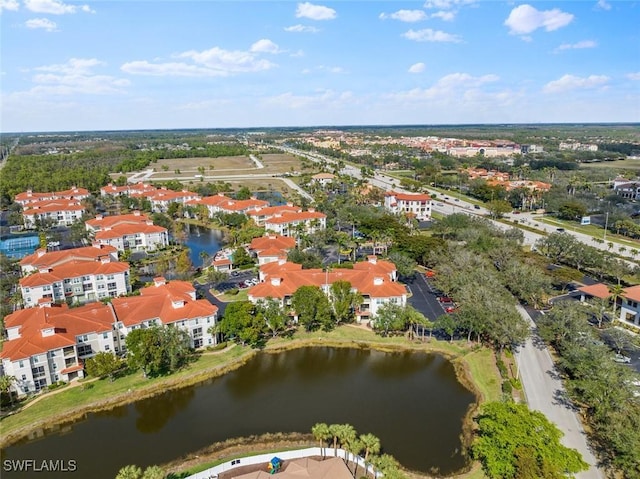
603,211 -> 609,242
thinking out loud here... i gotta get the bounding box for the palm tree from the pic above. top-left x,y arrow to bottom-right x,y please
608,284 -> 625,319
0,375 -> 17,406
311,422 -> 331,458
343,434 -> 363,478
199,250 -> 210,269
329,423 -> 341,457
337,423 -> 357,459
115,465 -> 142,479
359,433 -> 381,476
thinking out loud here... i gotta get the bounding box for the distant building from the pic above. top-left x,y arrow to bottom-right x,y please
613,181 -> 640,200
15,187 -> 89,206
21,200 -> 86,228
248,235 -> 297,265
311,172 -> 336,187
620,285 -> 640,329
20,244 -> 118,275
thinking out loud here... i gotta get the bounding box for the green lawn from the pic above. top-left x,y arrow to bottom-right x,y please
535,216 -> 640,249
459,348 -> 502,403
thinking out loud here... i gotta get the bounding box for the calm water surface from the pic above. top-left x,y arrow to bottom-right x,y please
182,224 -> 223,267
1,348 -> 475,478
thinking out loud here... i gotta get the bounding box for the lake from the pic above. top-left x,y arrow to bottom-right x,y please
183,224 -> 223,267
1,347 -> 476,479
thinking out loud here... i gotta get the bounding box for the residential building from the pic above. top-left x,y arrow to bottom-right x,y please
248,235 -> 297,265
110,278 -> 219,349
246,204 -> 302,227
19,257 -> 131,307
100,182 -> 157,197
620,285 -> 640,328
14,187 -> 90,206
20,244 -> 118,275
21,200 -> 86,228
613,181 -> 640,200
263,209 -> 327,238
190,193 -> 268,218
384,191 -> 432,221
86,212 -> 169,252
248,255 -> 405,322
1,279 -> 219,396
1,301 -> 118,395
311,172 -> 336,187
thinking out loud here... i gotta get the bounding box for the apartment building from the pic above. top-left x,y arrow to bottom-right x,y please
86,212 -> 169,252
19,257 -> 131,307
248,234 -> 297,265
248,255 -> 405,322
20,244 -> 118,275
263,209 -> 327,237
15,187 -> 89,206
110,278 -> 219,349
1,301 -> 118,395
384,191 -> 432,221
21,199 -> 86,228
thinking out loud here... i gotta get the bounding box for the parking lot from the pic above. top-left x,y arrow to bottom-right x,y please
214,270 -> 258,292
407,273 -> 452,321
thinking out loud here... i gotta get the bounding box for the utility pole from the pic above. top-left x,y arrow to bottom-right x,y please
603,211 -> 609,242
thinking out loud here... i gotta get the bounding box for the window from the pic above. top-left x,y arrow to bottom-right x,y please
107,282 -> 117,290
96,275 -> 104,281
103,332 -> 109,339
43,285 -> 52,292
107,274 -> 115,280
72,278 -> 81,284
77,334 -> 89,343
18,360 -> 24,368
104,345 -> 110,351
77,344 -> 93,357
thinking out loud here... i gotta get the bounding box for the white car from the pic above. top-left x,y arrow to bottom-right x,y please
613,353 -> 631,364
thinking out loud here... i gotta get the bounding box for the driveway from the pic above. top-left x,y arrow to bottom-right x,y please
407,273 -> 448,321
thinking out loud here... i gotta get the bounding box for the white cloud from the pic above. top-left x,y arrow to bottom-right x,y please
0,0 -> 19,13
423,0 -> 475,9
625,72 -> 640,81
554,40 -> 597,52
408,62 -> 426,73
505,5 -> 574,35
385,72 -> 501,104
250,39 -> 281,54
25,0 -> 93,14
295,2 -> 336,21
543,74 -> 609,93
430,11 -> 455,21
380,9 -> 427,22
17,58 -> 130,96
403,28 -> 462,43
25,17 -> 58,31
284,24 -> 319,33
422,0 -> 475,20
122,44 -> 277,77
596,0 -> 611,11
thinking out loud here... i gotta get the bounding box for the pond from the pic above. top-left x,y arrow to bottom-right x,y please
182,224 -> 223,267
1,347 -> 476,479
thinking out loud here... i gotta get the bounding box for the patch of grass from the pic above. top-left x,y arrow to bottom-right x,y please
459,348 -> 502,404
535,215 -> 639,248
216,288 -> 249,302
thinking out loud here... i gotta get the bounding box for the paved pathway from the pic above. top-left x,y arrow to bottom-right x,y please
516,305 -> 602,479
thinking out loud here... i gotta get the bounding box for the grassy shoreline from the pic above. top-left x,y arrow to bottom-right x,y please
0,327 -> 499,478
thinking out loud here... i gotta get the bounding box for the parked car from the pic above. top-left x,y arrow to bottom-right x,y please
613,353 -> 632,364
556,228 -> 565,232
425,270 -> 436,278
438,296 -> 454,304
444,305 -> 458,313
474,205 -> 481,209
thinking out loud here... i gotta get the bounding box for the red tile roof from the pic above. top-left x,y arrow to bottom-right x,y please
94,223 -> 167,240
385,190 -> 431,201
250,257 -> 404,300
20,245 -> 117,270
1,303 -> 115,362
85,212 -> 150,230
249,235 -> 297,252
624,285 -> 640,302
111,280 -> 217,327
264,211 -> 326,224
20,260 -> 130,287
578,283 -> 611,299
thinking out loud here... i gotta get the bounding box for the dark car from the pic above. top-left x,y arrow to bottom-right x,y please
474,205 -> 481,209
438,296 -> 454,304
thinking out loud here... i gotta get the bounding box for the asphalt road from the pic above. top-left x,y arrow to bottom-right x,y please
516,305 -> 603,479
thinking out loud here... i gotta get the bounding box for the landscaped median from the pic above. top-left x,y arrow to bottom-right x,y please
0,326 -> 501,479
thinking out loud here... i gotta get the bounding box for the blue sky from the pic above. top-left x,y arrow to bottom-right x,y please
1,0 -> 639,132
